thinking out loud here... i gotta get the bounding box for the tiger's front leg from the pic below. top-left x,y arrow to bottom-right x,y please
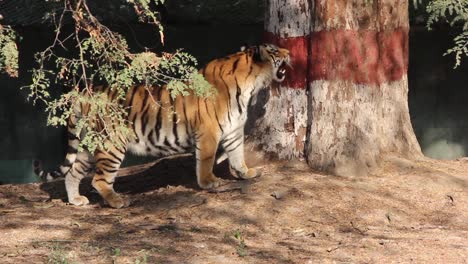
222,133 -> 261,179
65,152 -> 95,206
196,131 -> 223,189
91,145 -> 129,209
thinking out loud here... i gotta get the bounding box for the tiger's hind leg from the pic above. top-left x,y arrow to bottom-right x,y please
65,151 -> 95,206
221,133 -> 261,179
91,144 -> 129,208
196,132 -> 223,189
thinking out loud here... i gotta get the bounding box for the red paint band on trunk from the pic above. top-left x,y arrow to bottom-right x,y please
310,29 -> 408,85
264,32 -> 309,89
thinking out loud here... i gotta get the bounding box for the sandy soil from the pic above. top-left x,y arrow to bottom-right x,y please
0,156 -> 467,263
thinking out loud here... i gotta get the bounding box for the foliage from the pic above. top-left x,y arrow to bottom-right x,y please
111,247 -> 121,264
223,229 -> 247,257
426,0 -> 468,68
0,25 -> 18,77
47,242 -> 72,264
233,229 -> 247,257
3,0 -> 214,153
134,249 -> 149,264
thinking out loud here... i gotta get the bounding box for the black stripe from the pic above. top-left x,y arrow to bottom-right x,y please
213,105 -> 224,133
219,64 -> 225,78
128,86 -> 139,107
195,132 -> 203,141
102,167 -> 119,174
108,151 -> 123,163
154,87 -> 164,141
140,90 -> 150,136
114,146 -> 126,155
100,162 -> 117,170
197,98 -> 202,124
204,99 -> 212,119
148,128 -> 157,146
67,131 -> 78,140
141,108 -> 150,136
181,145 -> 193,151
51,171 -> 63,178
131,113 -> 138,139
246,63 -> 254,81
96,157 -> 120,165
69,170 -> 82,180
223,125 -> 243,138
222,134 -> 239,146
66,145 -> 78,154
250,83 -> 257,98
230,58 -> 240,75
235,77 -> 242,114
94,178 -> 114,185
163,137 -> 180,152
225,139 -> 243,153
211,64 -> 218,82
74,166 -> 86,176
172,107 -> 179,145
148,143 -> 168,152
219,75 -> 232,123
182,100 -> 190,136
76,159 -> 90,167
155,107 -> 162,141
63,158 -> 73,167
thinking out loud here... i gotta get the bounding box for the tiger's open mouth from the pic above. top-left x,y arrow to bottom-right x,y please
276,62 -> 287,81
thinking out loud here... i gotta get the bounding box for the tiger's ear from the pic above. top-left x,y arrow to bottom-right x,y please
240,42 -> 254,52
252,45 -> 263,62
253,44 -> 270,63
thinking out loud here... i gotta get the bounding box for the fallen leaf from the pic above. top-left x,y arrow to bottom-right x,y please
33,204 -> 54,209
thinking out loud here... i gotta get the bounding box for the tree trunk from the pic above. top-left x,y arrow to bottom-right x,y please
247,0 -> 311,159
250,0 -> 421,175
306,0 -> 422,176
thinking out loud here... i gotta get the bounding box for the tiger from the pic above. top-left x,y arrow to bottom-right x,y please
34,43 -> 290,208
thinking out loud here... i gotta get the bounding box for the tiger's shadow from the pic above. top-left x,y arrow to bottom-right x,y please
39,156 -> 236,204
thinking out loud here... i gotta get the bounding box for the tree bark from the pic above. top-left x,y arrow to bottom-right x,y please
250,0 -> 421,176
306,0 -> 422,176
247,0 -> 311,159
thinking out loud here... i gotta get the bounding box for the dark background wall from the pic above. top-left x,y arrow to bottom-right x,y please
0,1 -> 466,183
409,28 -> 468,159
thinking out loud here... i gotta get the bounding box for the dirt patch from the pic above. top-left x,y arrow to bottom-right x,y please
0,157 -> 467,263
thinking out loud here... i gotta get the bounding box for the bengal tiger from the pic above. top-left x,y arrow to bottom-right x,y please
34,43 -> 290,208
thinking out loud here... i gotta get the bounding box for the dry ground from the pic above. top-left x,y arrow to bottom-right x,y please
0,156 -> 467,263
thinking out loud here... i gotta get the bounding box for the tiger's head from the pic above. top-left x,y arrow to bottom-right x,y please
241,43 -> 291,82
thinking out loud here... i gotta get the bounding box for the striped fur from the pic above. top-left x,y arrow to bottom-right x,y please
35,44 -> 290,208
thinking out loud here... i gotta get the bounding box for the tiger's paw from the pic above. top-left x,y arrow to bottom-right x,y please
198,175 -> 224,190
242,167 -> 262,179
230,166 -> 262,179
68,195 -> 90,206
106,194 -> 131,209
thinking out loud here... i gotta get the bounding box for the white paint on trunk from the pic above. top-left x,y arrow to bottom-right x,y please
248,88 -> 308,159
248,0 -> 311,159
264,0 -> 312,37
307,76 -> 422,176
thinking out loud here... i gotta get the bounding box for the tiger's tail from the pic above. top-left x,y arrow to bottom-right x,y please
34,109 -> 83,182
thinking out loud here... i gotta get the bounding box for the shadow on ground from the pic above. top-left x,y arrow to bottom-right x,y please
0,158 -> 467,263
